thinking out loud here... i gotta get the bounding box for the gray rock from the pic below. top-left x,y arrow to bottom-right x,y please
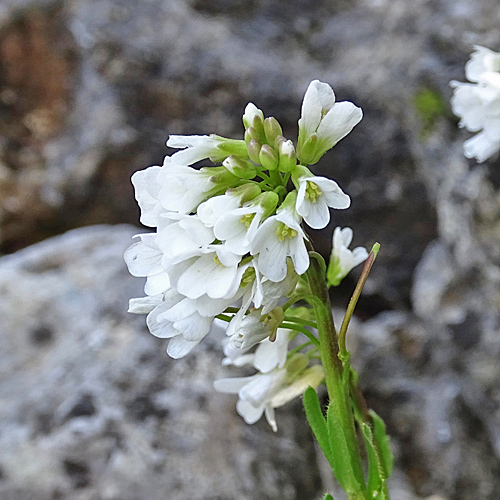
0,225 -> 322,500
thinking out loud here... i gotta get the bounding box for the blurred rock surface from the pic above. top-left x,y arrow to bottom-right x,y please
0,0 -> 499,499
0,225 -> 322,500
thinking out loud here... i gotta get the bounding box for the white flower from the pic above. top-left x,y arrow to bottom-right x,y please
131,166 -> 164,227
156,213 -> 214,261
465,46 -> 500,82
296,175 -> 350,229
254,261 -> 299,315
227,307 -> 284,351
327,227 -> 368,287
166,245 -> 243,300
451,46 -> 500,162
197,192 -> 244,227
251,207 -> 309,282
167,134 -> 248,165
124,234 -> 170,296
214,354 -> 324,432
297,80 -> 363,165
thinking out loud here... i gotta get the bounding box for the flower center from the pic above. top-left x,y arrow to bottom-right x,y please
213,254 -> 224,266
276,222 -> 297,241
240,213 -> 256,228
304,181 -> 322,203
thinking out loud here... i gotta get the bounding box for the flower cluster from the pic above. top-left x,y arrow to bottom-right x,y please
451,46 -> 500,162
125,80 -> 367,429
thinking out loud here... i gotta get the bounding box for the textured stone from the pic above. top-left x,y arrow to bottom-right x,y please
0,225 -> 322,500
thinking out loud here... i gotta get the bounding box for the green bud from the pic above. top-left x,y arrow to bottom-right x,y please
245,127 -> 261,144
223,155 -> 257,180
264,117 -> 283,145
242,103 -> 264,130
296,133 -> 319,165
277,190 -> 298,212
251,115 -> 267,144
247,139 -> 261,163
227,183 -> 261,203
291,165 -> 313,188
259,144 -> 279,170
244,129 -> 253,145
214,136 -> 250,161
278,138 -> 297,173
253,191 -> 279,218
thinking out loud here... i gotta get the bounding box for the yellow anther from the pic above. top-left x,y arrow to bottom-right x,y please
240,213 -> 256,228
304,181 -> 322,203
275,222 -> 297,241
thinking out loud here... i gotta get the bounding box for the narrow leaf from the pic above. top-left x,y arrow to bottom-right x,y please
370,410 -> 394,477
303,387 -> 335,469
326,401 -> 364,494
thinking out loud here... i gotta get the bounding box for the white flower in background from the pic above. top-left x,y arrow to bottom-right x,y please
297,80 -> 363,165
327,227 -> 368,287
214,354 -> 324,431
295,172 -> 351,229
167,134 -> 248,165
251,198 -> 309,282
124,234 -> 170,296
451,46 -> 500,162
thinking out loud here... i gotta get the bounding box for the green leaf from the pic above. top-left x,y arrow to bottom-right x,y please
370,410 -> 394,477
303,387 -> 335,469
360,411 -> 394,499
326,401 -> 365,495
323,494 -> 334,500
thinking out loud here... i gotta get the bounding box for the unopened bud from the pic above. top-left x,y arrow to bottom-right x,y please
251,115 -> 267,145
242,103 -> 264,130
247,139 -> 262,163
259,144 -> 279,170
296,133 -> 319,165
264,117 -> 283,145
215,137 -> 250,160
278,139 -> 297,173
254,191 -> 279,218
223,155 -> 257,180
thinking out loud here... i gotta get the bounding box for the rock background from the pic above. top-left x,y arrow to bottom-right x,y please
0,0 -> 499,499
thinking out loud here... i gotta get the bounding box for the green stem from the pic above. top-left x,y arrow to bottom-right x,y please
283,316 -> 317,329
338,243 -> 380,362
305,249 -> 366,499
280,322 -> 319,347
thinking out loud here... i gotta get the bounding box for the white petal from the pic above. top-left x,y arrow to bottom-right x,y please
124,238 -> 162,277
317,101 -> 363,147
264,405 -> 278,432
214,376 -> 256,394
128,295 -> 163,314
144,272 -> 171,296
236,399 -> 265,425
290,237 -> 310,275
166,335 -> 201,358
463,132 -> 500,162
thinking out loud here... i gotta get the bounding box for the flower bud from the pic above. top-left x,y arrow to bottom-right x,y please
247,139 -> 262,163
254,191 -> 279,218
243,103 -> 264,129
259,144 -> 279,171
296,133 -> 318,165
251,115 -> 267,145
227,183 -> 261,203
264,117 -> 283,145
223,155 -> 257,179
215,137 -> 250,160
278,139 -> 297,173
